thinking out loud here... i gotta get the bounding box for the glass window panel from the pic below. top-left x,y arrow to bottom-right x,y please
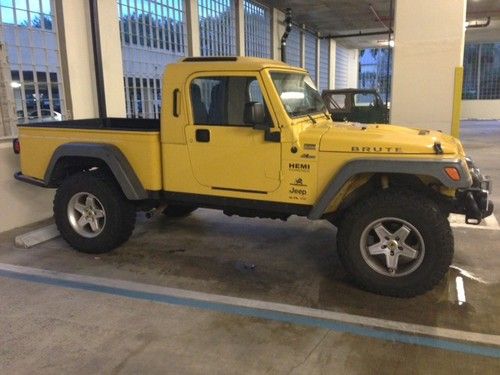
30,12 -> 42,28
42,13 -> 51,29
479,43 -> 500,100
17,0 -> 28,10
358,48 -> 392,104
118,0 -> 187,119
2,0 -> 66,124
319,39 -> 329,91
29,0 -> 40,12
285,26 -> 301,67
304,32 -> 317,83
40,0 -> 50,14
199,0 -> 236,56
22,70 -> 34,82
244,0 -> 270,58
1,6 -> 15,23
11,70 -> 20,81
462,43 -> 500,100
16,9 -> 28,25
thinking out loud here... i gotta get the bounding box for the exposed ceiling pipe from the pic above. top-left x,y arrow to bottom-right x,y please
319,30 -> 390,39
369,3 -> 392,32
385,0 -> 394,107
467,9 -> 500,16
280,8 -> 292,63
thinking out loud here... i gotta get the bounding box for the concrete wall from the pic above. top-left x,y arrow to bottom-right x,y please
335,44 -> 358,89
0,139 -> 54,233
462,100 -> 500,120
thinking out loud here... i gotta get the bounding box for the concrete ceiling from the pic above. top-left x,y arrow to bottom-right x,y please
270,0 -> 500,48
271,0 -> 393,35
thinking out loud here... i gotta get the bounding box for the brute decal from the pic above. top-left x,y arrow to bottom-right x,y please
351,146 -> 403,153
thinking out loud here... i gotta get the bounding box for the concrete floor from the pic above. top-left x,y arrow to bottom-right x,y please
0,121 -> 499,374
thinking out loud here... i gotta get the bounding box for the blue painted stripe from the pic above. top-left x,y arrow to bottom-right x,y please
1,268 -> 500,359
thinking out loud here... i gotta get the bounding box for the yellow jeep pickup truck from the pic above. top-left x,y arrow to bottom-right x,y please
13,56 -> 493,297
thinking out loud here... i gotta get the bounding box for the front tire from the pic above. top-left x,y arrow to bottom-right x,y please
54,172 -> 136,253
337,189 -> 454,297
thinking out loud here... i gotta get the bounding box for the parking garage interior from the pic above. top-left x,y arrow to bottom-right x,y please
0,0 -> 500,373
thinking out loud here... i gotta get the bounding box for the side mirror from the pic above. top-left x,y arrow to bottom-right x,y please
244,101 -> 268,129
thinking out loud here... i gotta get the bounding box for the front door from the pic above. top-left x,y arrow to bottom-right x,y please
185,73 -> 281,193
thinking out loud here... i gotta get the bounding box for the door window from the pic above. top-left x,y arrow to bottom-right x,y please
190,76 -> 271,126
325,93 -> 348,111
354,93 -> 378,107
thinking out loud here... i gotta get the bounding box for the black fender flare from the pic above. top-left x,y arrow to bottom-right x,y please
308,158 -> 472,220
44,143 -> 148,200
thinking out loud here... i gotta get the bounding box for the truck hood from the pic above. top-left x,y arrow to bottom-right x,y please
313,122 -> 463,155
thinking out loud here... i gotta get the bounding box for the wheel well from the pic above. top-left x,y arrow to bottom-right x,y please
48,156 -> 116,186
329,173 -> 446,225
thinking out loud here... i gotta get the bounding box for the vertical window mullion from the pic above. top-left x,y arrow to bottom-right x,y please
477,44 -> 482,100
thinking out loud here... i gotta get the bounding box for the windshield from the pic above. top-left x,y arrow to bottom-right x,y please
271,72 -> 326,118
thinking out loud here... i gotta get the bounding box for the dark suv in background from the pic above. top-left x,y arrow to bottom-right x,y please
322,88 -> 389,124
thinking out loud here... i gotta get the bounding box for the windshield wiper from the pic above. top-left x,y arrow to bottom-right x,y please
307,113 -> 317,124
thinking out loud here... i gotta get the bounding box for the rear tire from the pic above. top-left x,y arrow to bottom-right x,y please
54,172 -> 136,253
336,189 -> 454,297
162,205 -> 197,218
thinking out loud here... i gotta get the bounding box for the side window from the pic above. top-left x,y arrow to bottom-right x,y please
190,76 -> 272,126
325,94 -> 348,111
354,93 -> 377,107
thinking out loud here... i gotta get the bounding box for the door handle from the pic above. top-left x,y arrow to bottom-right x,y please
195,129 -> 210,142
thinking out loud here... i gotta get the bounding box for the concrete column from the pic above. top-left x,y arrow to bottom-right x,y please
0,42 -> 17,137
56,0 -> 125,119
235,0 -> 245,56
390,0 -> 466,133
97,0 -> 126,117
329,39 -> 336,89
186,0 -> 200,57
272,8 -> 284,61
347,49 -> 359,88
55,0 -> 96,119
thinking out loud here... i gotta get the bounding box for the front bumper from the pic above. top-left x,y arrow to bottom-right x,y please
453,159 -> 493,224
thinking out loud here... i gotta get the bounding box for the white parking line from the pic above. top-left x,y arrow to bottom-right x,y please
449,214 -> 500,231
0,262 -> 499,348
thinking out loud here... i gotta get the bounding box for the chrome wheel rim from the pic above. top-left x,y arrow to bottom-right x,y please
359,217 -> 425,277
67,192 -> 106,238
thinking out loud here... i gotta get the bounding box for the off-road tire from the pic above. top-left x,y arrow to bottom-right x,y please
54,172 -> 136,253
162,205 -> 197,218
336,189 -> 454,298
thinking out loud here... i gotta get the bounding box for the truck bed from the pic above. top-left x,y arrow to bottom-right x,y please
17,117 -> 163,191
